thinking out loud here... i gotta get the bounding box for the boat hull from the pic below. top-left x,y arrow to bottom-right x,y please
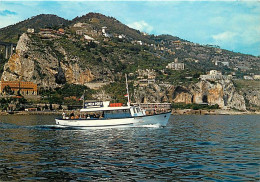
55,112 -> 171,128
133,112 -> 171,127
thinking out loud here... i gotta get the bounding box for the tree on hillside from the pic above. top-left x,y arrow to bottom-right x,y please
3,85 -> 14,95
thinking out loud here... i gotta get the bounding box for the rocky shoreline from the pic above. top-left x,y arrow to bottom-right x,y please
0,111 -> 63,116
172,109 -> 260,115
0,109 -> 259,116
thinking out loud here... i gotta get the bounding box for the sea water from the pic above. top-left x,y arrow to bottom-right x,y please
0,114 -> 259,181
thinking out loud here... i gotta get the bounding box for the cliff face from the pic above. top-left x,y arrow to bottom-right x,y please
233,80 -> 260,111
192,80 -> 246,110
2,34 -> 35,82
1,33 -> 97,88
134,80 -> 247,111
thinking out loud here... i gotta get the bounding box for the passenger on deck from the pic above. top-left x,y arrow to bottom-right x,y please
62,112 -> 66,119
70,112 -> 75,119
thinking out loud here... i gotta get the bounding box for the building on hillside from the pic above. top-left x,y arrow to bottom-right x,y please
253,75 -> 260,80
101,26 -> 112,37
137,41 -> 143,45
136,69 -> 156,79
243,75 -> 253,80
39,29 -> 53,35
84,35 -> 95,42
73,22 -> 84,27
166,58 -> 185,70
236,65 -> 250,71
215,61 -> 230,67
102,26 -> 107,34
118,34 -> 126,39
221,61 -> 229,67
0,80 -> 37,95
209,70 -> 221,75
134,79 -> 155,87
57,28 -> 65,34
200,70 -> 232,81
76,30 -> 84,35
27,28 -> 35,33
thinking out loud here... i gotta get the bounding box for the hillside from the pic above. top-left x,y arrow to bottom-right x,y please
0,14 -> 70,43
71,13 -> 152,43
1,12 -> 259,76
0,13 -> 260,111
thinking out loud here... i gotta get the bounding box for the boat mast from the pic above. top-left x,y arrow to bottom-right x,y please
82,90 -> 85,108
125,74 -> 130,106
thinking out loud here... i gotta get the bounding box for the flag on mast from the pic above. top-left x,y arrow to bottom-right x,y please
79,94 -> 84,101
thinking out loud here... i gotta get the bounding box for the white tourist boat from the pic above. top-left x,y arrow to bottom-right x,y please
55,101 -> 171,128
55,75 -> 171,128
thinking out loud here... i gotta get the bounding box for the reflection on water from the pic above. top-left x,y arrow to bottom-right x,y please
0,114 -> 259,181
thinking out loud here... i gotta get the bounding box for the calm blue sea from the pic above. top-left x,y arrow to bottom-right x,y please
0,114 -> 259,181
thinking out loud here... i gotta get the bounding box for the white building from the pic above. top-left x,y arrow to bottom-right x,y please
253,75 -> 260,80
222,61 -> 229,67
166,58 -> 185,70
209,70 -> 222,75
84,35 -> 94,41
27,28 -> 34,33
76,30 -> 83,35
102,26 -> 107,34
136,69 -> 156,79
73,22 -> 84,27
243,76 -> 253,80
166,62 -> 184,70
200,70 -> 232,80
137,41 -> 143,45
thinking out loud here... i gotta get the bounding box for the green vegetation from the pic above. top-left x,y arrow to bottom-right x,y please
102,81 -> 133,104
233,80 -> 260,92
0,14 -> 69,43
0,97 -> 27,111
2,85 -> 14,95
39,83 -> 95,105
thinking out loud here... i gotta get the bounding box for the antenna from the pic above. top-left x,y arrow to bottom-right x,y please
125,74 -> 130,106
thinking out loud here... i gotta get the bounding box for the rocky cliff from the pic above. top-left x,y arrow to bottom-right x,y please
233,80 -> 260,111
134,79 -> 247,111
1,33 -> 104,88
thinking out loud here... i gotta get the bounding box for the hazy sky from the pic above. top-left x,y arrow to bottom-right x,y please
0,1 -> 259,56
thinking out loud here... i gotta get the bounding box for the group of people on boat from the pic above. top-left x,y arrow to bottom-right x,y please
62,112 -> 103,120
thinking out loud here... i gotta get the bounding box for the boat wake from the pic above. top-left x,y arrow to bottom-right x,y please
33,125 -> 80,130
135,124 -> 161,128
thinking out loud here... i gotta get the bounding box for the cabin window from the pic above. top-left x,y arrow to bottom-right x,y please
104,109 -> 131,119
